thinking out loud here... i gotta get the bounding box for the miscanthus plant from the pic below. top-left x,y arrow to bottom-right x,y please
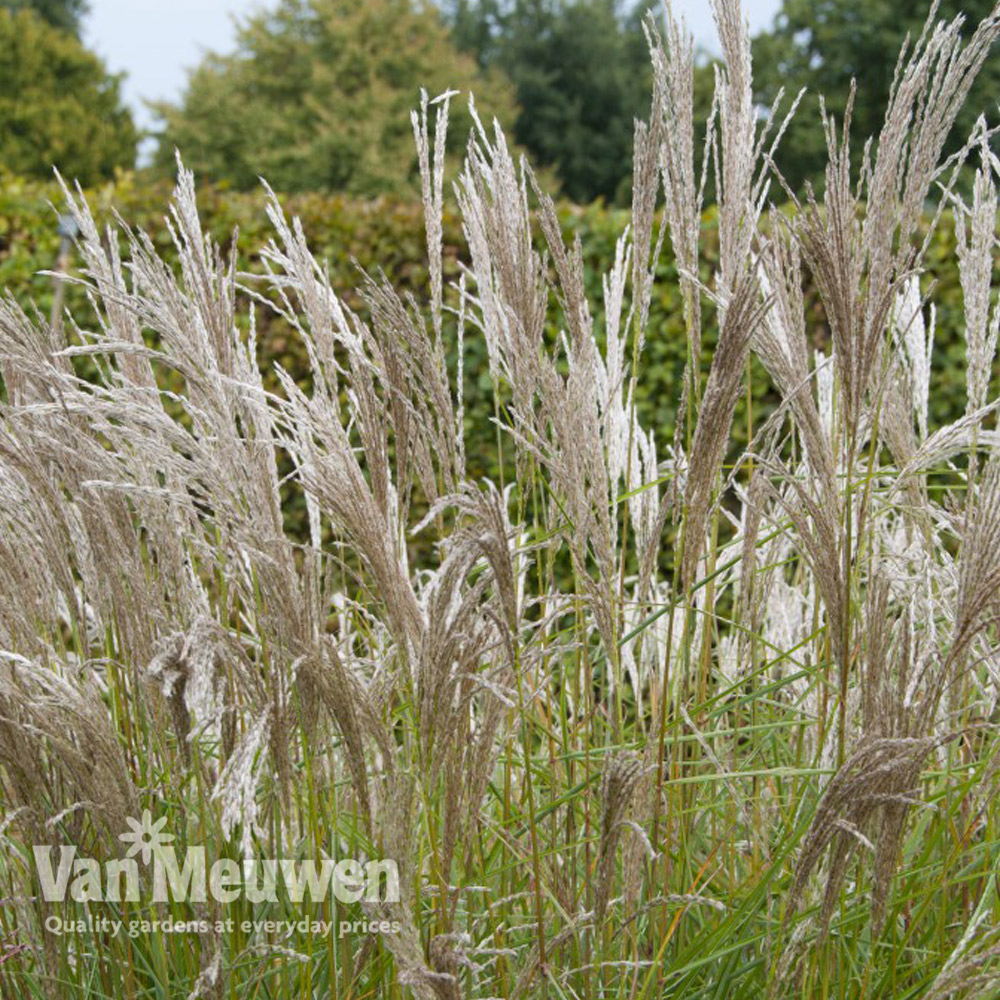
2,1 -> 1000,997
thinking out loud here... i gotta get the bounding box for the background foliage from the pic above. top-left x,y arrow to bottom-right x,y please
0,8 -> 136,185
446,0 -> 655,202
0,0 -> 88,36
151,0 -> 518,196
3,0 -> 999,202
1,170 -> 981,482
753,0 -> 1000,193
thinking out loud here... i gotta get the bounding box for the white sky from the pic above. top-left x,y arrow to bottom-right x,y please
86,0 -> 785,136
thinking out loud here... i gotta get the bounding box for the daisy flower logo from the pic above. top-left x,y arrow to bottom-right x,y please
119,810 -> 174,866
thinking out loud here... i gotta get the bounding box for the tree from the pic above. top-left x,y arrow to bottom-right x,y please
153,0 -> 517,196
0,0 -> 88,37
447,0 -> 655,204
753,0 -> 1000,194
0,9 -> 137,184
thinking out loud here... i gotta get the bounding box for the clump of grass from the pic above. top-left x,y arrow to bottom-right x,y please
2,1 -> 1000,997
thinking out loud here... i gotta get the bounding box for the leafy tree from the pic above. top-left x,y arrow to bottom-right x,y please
446,0 -> 654,204
153,0 -> 516,196
0,9 -> 137,184
0,0 -> 88,37
753,0 -> 1000,193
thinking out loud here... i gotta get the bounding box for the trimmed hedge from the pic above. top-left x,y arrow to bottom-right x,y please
0,172 -> 988,486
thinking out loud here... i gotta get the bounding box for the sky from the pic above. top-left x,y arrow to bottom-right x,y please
86,0 -> 785,138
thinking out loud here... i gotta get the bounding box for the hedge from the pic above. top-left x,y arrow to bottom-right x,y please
0,171 -> 989,490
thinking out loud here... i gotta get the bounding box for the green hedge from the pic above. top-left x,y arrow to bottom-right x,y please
0,171 -> 986,486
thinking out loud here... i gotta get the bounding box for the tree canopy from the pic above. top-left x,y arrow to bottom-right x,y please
753,0 -> 1000,193
153,0 -> 517,196
0,9 -> 137,185
447,0 -> 654,204
0,0 -> 88,37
